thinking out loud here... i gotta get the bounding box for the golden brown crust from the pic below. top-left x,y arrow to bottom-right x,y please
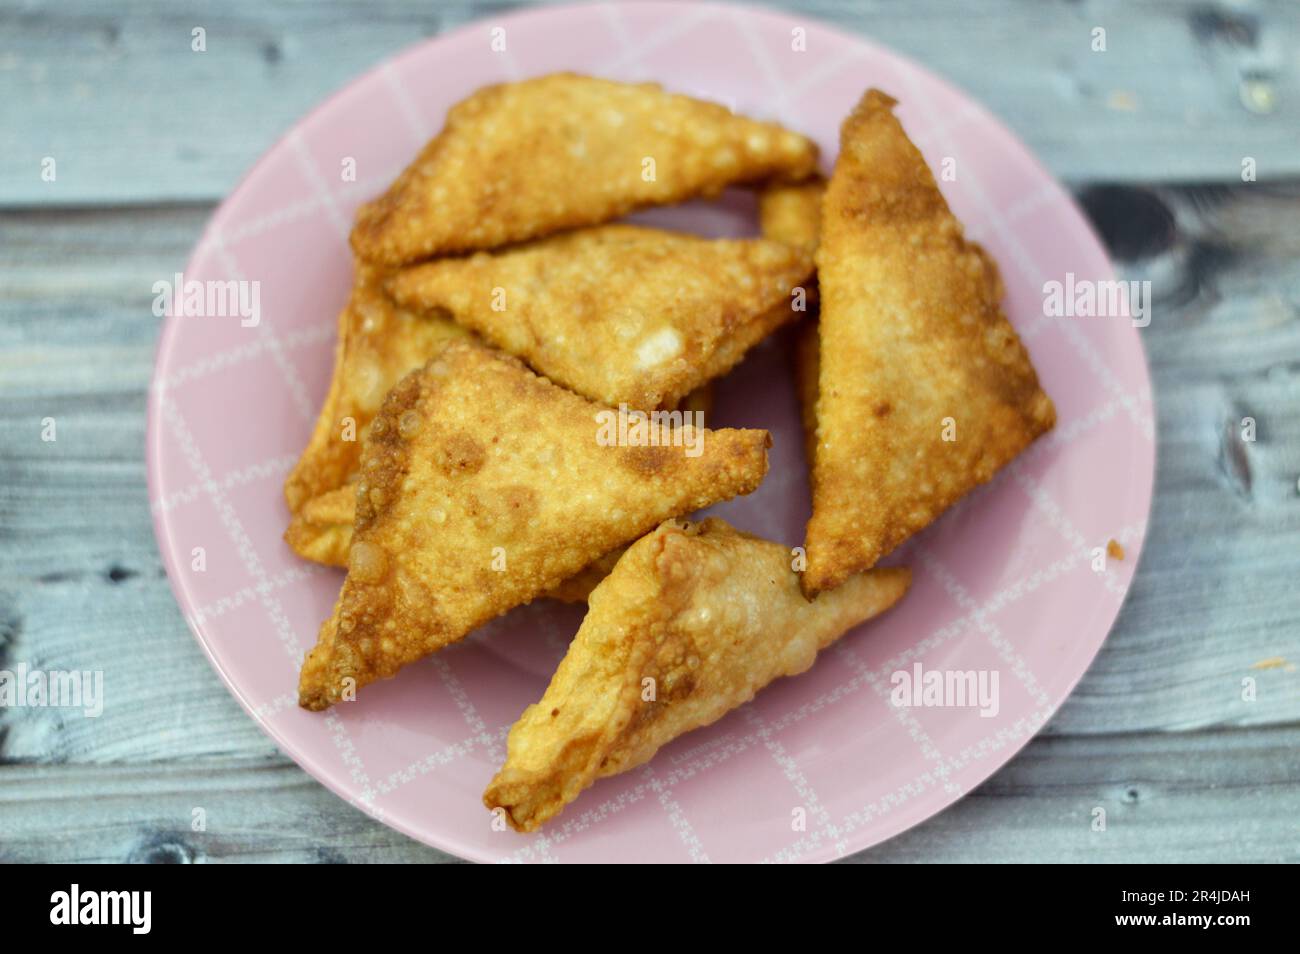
758,176 -> 825,252
287,386 -> 715,589
284,485 -> 355,566
297,341 -> 771,710
790,255 -> 1001,481
801,90 -> 1055,597
541,547 -> 627,604
386,225 -> 812,410
483,518 -> 911,831
284,485 -> 625,603
351,73 -> 819,266
282,263 -> 471,512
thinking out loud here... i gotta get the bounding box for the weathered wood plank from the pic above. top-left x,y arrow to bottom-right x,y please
2,726 -> 1295,862
1,0 -> 1296,205
0,206 -> 278,763
848,725 -> 1300,864
0,758 -> 458,863
1050,182 -> 1300,733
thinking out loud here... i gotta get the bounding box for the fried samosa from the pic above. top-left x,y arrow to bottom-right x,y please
484,518 -> 911,832
352,73 -> 819,266
284,382 -> 716,569
387,225 -> 812,410
802,90 -> 1054,597
298,342 -> 771,710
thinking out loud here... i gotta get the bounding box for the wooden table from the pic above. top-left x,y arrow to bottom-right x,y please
2,0 -> 1298,863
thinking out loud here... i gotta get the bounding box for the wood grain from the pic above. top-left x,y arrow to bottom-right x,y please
3,727 -> 1296,863
1,0 -> 1297,205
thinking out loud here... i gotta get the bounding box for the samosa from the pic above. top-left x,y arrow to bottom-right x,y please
387,225 -> 811,410
352,73 -> 819,265
298,342 -> 770,710
802,90 -> 1054,597
484,518 -> 910,832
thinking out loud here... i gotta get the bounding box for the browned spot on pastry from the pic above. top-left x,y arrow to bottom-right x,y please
438,431 -> 487,475
497,484 -> 540,531
619,444 -> 675,476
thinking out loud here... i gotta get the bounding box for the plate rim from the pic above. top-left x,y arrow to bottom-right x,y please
146,0 -> 1156,863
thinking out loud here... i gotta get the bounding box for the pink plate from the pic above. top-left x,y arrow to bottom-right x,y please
148,0 -> 1154,863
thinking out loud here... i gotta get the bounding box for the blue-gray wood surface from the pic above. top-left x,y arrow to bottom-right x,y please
2,0 -> 1298,863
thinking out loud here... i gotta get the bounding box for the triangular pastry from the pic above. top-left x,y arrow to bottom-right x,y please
298,342 -> 771,709
483,518 -> 910,831
285,382 -> 716,567
802,90 -> 1054,597
352,73 -> 819,265
387,225 -> 812,410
